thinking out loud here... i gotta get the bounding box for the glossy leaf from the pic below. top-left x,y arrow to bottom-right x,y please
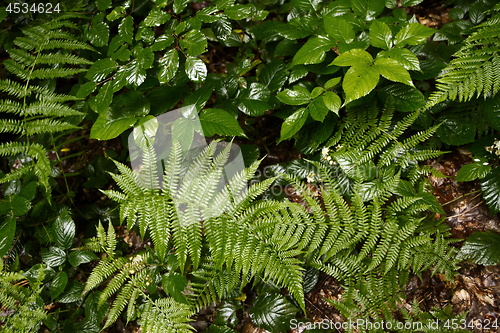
379,84 -> 425,111
378,48 -> 420,71
158,49 -> 179,84
323,91 -> 341,116
185,57 -> 207,82
68,250 -> 98,267
236,83 -> 271,116
324,77 -> 341,90
277,89 -> 310,105
144,8 -> 171,27
259,59 -> 288,92
50,272 -> 68,301
76,81 -> 97,98
86,58 -> 117,82
214,300 -> 241,327
309,98 -> 329,122
342,63 -> 379,105
436,115 -> 476,146
279,107 -> 309,143
171,117 -> 195,152
369,21 -> 392,50
293,36 -> 336,65
58,281 -> 84,303
481,169 -> 500,214
96,0 -> 111,10
152,35 -> 175,52
180,30 -> 207,56
162,273 -> 188,304
199,108 -> 246,137
249,293 -> 298,332
0,217 -> 15,259
119,16 -> 134,44
173,0 -> 190,14
87,14 -> 109,47
459,231 -> 500,265
41,246 -> 66,267
10,194 -> 31,216
53,210 -> 75,250
184,84 -> 213,111
455,162 -> 491,182
224,4 -> 252,20
213,18 -> 232,41
374,57 -> 414,86
333,48 -> 373,67
351,0 -> 385,20
324,16 -> 354,44
394,23 -> 435,47
95,81 -> 114,113
124,60 -> 147,87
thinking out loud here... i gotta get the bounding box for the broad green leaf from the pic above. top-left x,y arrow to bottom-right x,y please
76,82 -> 97,98
417,192 -> 445,214
136,47 -> 154,69
162,273 -> 188,304
323,91 -> 341,116
185,57 -> 207,82
311,87 -> 324,99
436,115 -> 475,146
332,48 -> 373,67
342,63 -> 379,105
324,77 -> 341,90
0,217 -> 15,259
158,49 -> 179,84
124,60 -> 147,87
277,89 -> 310,105
68,250 -> 98,267
50,272 -> 68,301
324,16 -> 354,44
19,182 -> 36,201
179,30 -> 207,56
95,81 -> 114,113
23,264 -> 55,285
216,0 -> 234,10
293,36 -> 336,65
379,84 -> 425,111
173,0 -> 190,14
394,23 -> 435,47
351,0 -> 385,20
41,246 -> 66,267
374,57 -> 413,86
249,293 -> 298,332
10,194 -> 31,216
106,6 -> 126,21
369,21 -> 392,50
58,281 -> 83,303
144,8 -> 171,27
171,117 -> 195,152
236,83 -> 271,116
292,0 -> 321,11
200,108 -> 246,137
455,162 -> 491,182
459,231 -> 500,266
53,211 -> 75,250
481,169 -> 500,214
378,48 -> 420,71
309,98 -> 329,122
90,91 -> 150,140
197,7 -> 221,23
224,4 -> 252,20
401,0 -> 424,6
96,0 -> 111,10
385,0 -> 397,9
151,35 -> 175,51
279,108 -> 309,143
259,59 -> 288,92
87,14 -> 109,47
119,16 -> 134,44
214,300 -> 242,327
213,18 -> 232,41
184,84 -> 213,111
86,58 -> 117,82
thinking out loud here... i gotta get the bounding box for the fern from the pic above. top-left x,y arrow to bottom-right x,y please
427,4 -> 500,108
0,10 -> 93,195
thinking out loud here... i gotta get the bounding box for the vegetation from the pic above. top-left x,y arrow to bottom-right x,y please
0,0 -> 499,332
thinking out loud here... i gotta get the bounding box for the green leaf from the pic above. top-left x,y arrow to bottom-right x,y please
119,16 -> 134,44
323,91 -> 341,116
199,108 -> 246,137
277,89 -> 310,105
58,281 -> 84,303
158,49 -> 179,85
481,169 -> 500,214
374,57 -> 413,86
394,23 -> 435,47
10,194 -> 31,216
436,115 -> 475,146
333,48 -> 373,67
214,300 -> 242,327
379,84 -> 425,111
401,0 -> 424,6
124,60 -> 147,87
50,272 -> 68,301
0,217 -> 15,259
97,0 -> 111,10
180,30 -> 207,57
213,18 -> 232,41
311,87 -> 324,99
162,273 -> 188,304
76,82 -> 97,98
292,0 -> 321,12
249,293 -> 298,333
68,250 -> 98,267
19,182 -> 37,201
417,192 -> 445,214
144,8 -> 171,27
152,35 -> 175,52
87,14 -> 110,47
351,0 -> 385,20
259,59 -> 288,92
95,81 -> 114,113
224,4 -> 252,20
369,21 -> 392,50
324,16 -> 354,44
342,63 -> 379,105
279,108 -> 309,143
90,91 -> 150,140
378,48 -> 420,71
41,246 -> 67,267
185,57 -> 207,82
184,84 -> 213,111
483,96 -> 500,132
53,211 -> 75,250
309,98 -> 329,122
236,83 -> 271,116
459,231 -> 500,266
86,58 -> 117,82
324,77 -> 341,90
171,117 -> 195,152
293,36 -> 336,65
455,162 -> 491,182
173,0 -> 190,14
